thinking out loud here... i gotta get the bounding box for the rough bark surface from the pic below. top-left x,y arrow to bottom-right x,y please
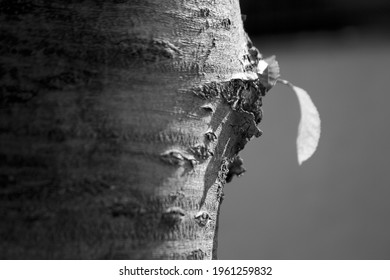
0,0 -> 267,259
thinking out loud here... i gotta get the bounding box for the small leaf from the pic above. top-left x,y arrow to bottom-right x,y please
289,84 -> 321,165
264,55 -> 280,86
257,56 -> 280,90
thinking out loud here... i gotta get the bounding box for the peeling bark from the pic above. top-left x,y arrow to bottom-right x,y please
0,0 -> 271,259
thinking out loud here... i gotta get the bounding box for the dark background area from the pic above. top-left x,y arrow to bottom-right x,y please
218,0 -> 390,259
241,0 -> 390,36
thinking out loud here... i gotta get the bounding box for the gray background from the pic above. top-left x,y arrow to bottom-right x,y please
218,27 -> 390,259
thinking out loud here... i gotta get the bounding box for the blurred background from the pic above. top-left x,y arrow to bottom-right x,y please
218,0 -> 390,259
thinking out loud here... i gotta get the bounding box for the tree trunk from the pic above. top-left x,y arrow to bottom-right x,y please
0,0 -> 268,259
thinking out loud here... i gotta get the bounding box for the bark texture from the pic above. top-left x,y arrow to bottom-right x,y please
0,0 -> 268,259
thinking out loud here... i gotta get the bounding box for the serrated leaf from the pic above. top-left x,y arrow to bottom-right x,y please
290,84 -> 321,165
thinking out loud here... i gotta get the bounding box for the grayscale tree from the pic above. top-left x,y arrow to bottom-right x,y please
0,0 -> 273,259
